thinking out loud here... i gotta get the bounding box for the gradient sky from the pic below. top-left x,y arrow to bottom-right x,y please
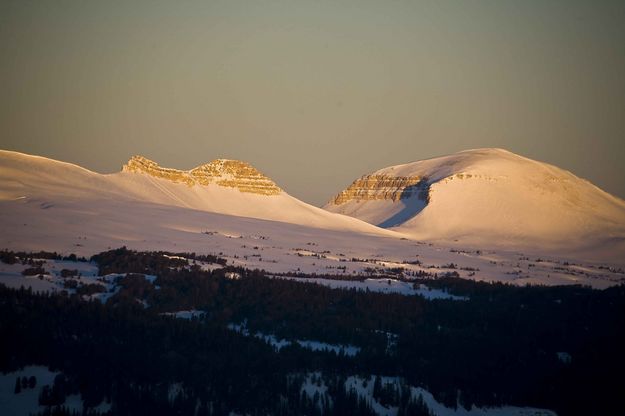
1,0 -> 624,205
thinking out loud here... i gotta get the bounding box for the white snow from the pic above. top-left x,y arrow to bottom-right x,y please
0,366 -> 59,416
270,276 -> 468,299
225,272 -> 241,280
295,340 -> 361,356
297,374 -> 556,416
0,259 -> 100,294
326,148 -> 625,260
299,372 -> 329,407
0,149 -> 623,289
0,366 -> 111,415
228,323 -> 360,356
0,260 -> 159,304
0,149 -> 394,235
162,310 -> 206,320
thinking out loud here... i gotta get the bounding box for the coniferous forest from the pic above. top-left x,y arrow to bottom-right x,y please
0,248 -> 624,415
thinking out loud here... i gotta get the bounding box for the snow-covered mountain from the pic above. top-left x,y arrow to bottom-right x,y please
0,150 -> 390,234
1,149 -> 624,288
325,148 -> 625,252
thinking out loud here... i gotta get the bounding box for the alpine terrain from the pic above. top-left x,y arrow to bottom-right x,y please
1,148 -> 625,416
325,148 -> 625,256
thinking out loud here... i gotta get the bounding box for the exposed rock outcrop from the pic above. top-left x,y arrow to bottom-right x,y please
330,175 -> 430,205
123,156 -> 195,186
122,156 -> 282,195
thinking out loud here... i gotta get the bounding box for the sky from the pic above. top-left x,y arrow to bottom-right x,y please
1,0 -> 624,206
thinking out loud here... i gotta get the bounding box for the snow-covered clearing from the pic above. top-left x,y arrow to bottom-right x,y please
228,323 -> 361,356
0,366 -> 111,416
270,276 -> 468,299
298,373 -> 556,416
161,310 -> 206,320
0,257 -> 222,306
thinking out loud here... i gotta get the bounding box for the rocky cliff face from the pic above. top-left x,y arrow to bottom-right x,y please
122,156 -> 282,195
330,174 -> 430,205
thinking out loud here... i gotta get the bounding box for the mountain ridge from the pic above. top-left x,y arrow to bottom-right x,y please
324,148 -> 625,248
2,148 -> 625,255
0,148 -> 623,268
0,149 -> 395,235
122,155 -> 282,195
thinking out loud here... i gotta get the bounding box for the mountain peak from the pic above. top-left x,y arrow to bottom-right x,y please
325,148 -> 566,209
459,147 -> 512,154
325,148 -> 625,244
122,155 -> 281,195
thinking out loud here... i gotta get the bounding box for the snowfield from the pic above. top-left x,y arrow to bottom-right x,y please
326,148 -> 625,258
0,366 -> 111,416
1,149 -> 619,416
228,323 -> 361,356
0,149 -> 624,289
298,373 -> 556,416
270,276 -> 469,299
161,310 -> 206,320
0,367 -> 555,416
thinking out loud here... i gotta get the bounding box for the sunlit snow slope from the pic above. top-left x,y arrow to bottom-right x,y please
1,149 -> 624,286
0,150 -> 390,235
326,148 -> 625,253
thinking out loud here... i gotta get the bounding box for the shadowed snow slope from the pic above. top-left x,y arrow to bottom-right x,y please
0,150 -> 392,235
325,148 -> 625,252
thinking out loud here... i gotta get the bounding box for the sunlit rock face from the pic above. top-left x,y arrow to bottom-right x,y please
330,174 -> 430,205
122,156 -> 195,185
122,156 -> 282,195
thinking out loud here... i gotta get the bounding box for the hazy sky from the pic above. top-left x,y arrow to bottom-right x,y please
1,0 -> 624,205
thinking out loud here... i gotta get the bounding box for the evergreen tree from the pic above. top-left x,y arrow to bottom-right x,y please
373,375 -> 381,400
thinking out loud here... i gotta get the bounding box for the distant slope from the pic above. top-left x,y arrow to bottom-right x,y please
325,148 -> 625,251
0,150 -> 391,235
1,149 -> 624,282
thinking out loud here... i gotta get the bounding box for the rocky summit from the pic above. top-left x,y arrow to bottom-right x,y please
122,156 -> 282,195
330,174 -> 430,205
